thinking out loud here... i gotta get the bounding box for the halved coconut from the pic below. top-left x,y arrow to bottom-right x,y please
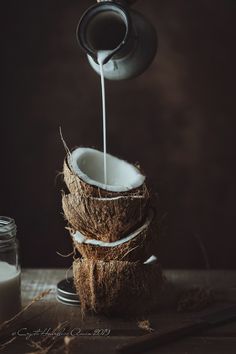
62,191 -> 149,242
63,147 -> 147,198
71,209 -> 155,261
73,256 -> 163,315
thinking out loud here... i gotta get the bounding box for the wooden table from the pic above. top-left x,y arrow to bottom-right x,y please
1,269 -> 236,354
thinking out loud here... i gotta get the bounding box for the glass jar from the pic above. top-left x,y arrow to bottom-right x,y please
0,216 -> 21,323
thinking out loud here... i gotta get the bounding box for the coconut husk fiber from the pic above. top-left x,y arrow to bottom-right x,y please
73,258 -> 164,316
62,192 -> 149,242
63,158 -> 149,199
71,211 -> 157,261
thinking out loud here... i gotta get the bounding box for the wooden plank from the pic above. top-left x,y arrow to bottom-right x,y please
20,269 -> 236,334
68,337 -> 236,354
2,269 -> 236,354
21,269 -> 236,302
5,336 -> 236,354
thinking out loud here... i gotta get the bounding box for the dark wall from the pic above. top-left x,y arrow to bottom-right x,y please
1,0 -> 236,268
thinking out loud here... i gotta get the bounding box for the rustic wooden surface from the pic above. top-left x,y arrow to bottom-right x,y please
1,269 -> 236,353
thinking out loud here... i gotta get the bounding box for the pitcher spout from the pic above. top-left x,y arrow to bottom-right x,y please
77,2 -> 131,64
77,0 -> 157,80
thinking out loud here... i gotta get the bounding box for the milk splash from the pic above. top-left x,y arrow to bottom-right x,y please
97,50 -> 113,186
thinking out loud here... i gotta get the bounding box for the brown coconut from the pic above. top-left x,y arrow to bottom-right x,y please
62,191 -> 149,242
63,148 -> 149,199
73,257 -> 163,316
71,210 -> 156,261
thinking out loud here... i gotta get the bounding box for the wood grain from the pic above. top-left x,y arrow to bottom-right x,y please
1,269 -> 236,353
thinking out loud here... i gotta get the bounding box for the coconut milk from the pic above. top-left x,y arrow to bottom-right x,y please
97,50 -> 113,185
0,261 -> 21,323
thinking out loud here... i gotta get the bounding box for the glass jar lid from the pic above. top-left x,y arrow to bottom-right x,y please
0,216 -> 17,243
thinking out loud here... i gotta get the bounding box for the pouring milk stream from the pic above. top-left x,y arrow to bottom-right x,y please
97,50 -> 113,185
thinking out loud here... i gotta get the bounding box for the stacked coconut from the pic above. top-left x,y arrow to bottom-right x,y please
62,147 -> 163,315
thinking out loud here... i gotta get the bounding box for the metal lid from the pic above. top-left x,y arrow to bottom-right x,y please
56,277 -> 80,306
0,216 -> 16,236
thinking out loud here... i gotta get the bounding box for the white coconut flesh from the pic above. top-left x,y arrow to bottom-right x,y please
91,195 -> 146,201
144,255 -> 157,264
69,147 -> 145,192
72,209 -> 153,248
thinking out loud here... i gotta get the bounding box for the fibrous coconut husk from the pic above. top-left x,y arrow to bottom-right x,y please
63,158 -> 149,199
62,192 -> 149,242
73,258 -> 163,316
71,210 -> 156,261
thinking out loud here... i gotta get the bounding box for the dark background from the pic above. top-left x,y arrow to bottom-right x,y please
1,0 -> 235,268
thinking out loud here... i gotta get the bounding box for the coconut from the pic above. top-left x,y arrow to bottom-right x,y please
63,147 -> 148,198
62,189 -> 150,242
73,256 -> 163,316
71,209 -> 155,261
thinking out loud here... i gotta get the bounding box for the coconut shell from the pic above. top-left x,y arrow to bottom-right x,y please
73,258 -> 163,316
63,158 -> 149,199
72,213 -> 156,261
62,192 -> 149,242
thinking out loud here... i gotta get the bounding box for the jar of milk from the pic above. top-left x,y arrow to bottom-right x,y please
0,216 -> 21,323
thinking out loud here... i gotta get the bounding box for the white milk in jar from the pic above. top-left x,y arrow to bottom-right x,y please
0,217 -> 21,323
